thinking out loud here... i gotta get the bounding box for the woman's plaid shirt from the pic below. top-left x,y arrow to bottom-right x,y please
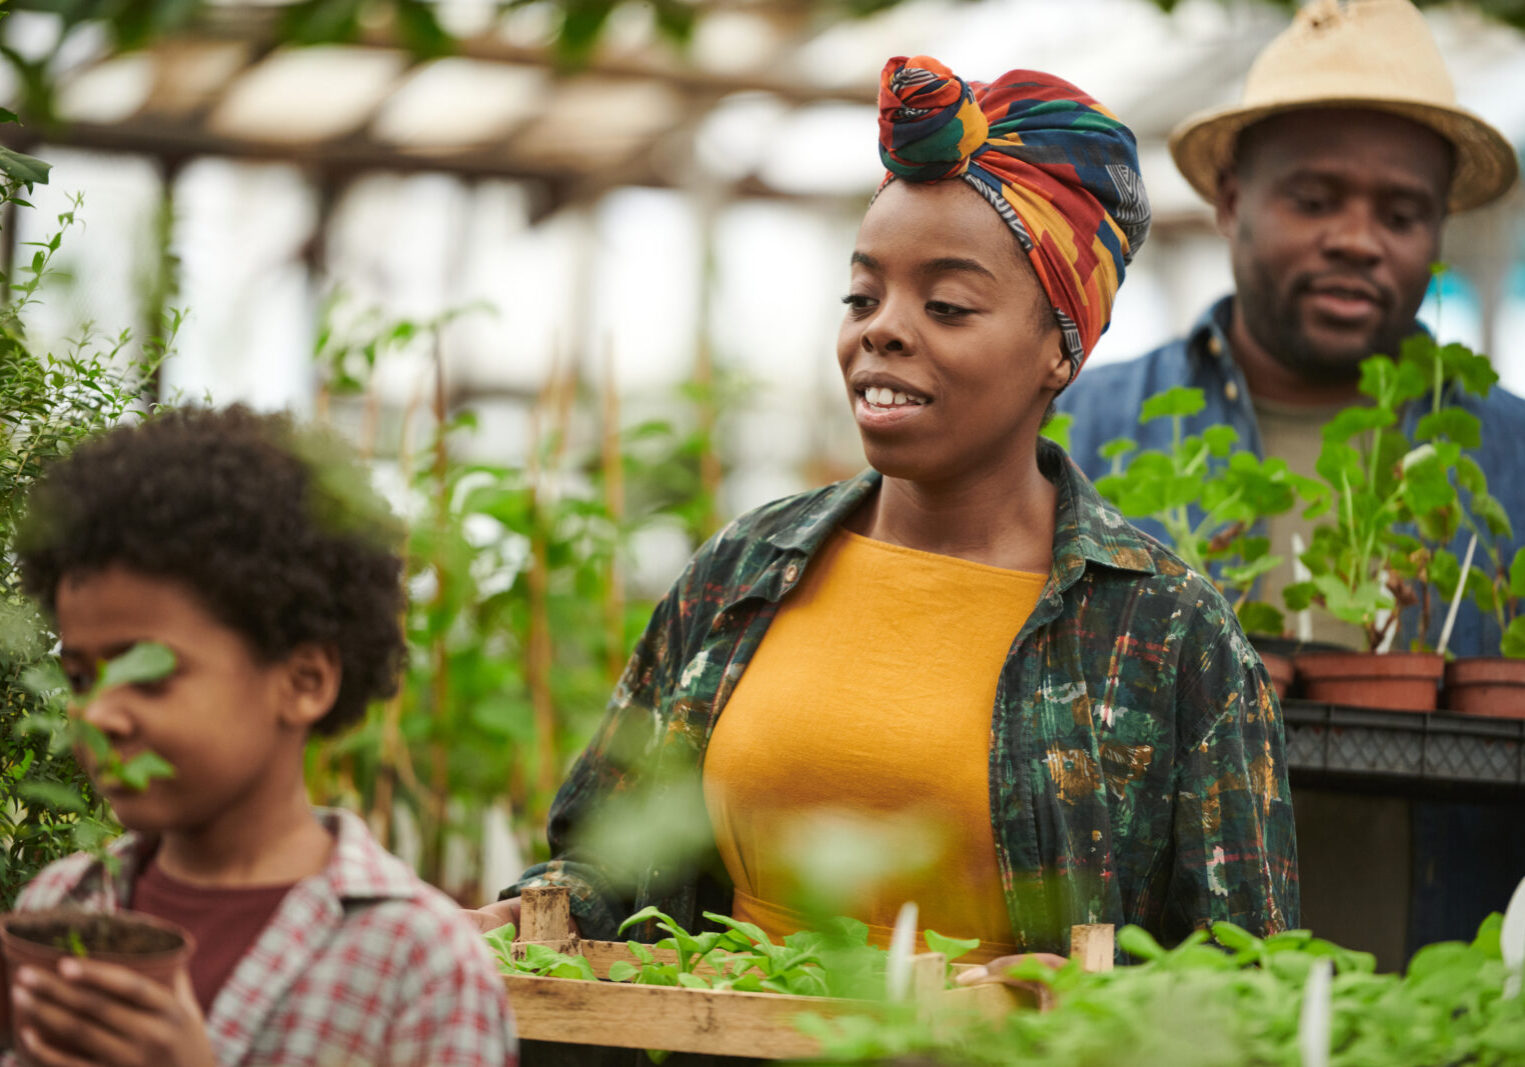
510,441 -> 1299,954
11,808 -> 516,1066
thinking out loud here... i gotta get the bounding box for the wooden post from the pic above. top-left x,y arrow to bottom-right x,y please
1069,923 -> 1114,973
909,951 -> 946,1022
515,885 -> 579,957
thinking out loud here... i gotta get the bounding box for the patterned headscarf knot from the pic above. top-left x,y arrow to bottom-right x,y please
876,55 -> 1152,381
879,58 -> 990,181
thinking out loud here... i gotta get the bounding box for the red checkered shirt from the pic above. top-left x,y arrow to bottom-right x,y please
9,808 -> 516,1066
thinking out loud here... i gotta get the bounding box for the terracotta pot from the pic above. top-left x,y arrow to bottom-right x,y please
1259,651 -> 1295,699
1295,650 -> 1445,712
1443,657 -> 1525,718
0,910 -> 193,1060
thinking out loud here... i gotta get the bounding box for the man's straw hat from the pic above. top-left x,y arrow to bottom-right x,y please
1170,0 -> 1518,213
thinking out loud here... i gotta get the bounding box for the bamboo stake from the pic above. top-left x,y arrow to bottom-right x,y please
524,348 -> 570,823
600,334 -> 627,684
693,192 -> 722,540
371,373 -> 431,849
425,332 -> 452,884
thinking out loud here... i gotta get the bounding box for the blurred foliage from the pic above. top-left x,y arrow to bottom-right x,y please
304,290 -> 724,901
0,128 -> 177,908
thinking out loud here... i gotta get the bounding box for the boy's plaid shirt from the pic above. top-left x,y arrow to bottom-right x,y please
12,808 -> 516,1066
510,441 -> 1299,952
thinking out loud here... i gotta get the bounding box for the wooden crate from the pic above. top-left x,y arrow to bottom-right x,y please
501,887 -> 1112,1059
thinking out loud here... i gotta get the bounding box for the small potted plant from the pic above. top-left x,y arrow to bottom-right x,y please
1286,334 -> 1498,711
1434,481 -> 1525,717
1094,386 -> 1319,696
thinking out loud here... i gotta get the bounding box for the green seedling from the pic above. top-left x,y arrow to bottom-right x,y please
18,642 -> 178,798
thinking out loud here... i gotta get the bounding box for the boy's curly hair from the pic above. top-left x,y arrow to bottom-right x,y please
16,405 -> 406,736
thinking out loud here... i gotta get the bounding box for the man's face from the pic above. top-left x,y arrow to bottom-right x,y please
1217,109 -> 1451,383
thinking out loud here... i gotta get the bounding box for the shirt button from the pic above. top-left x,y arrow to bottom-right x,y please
783,563 -> 800,583
1206,335 -> 1224,357
1225,381 -> 1240,402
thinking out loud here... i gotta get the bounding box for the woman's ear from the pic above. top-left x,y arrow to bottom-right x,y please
280,643 -> 342,730
1041,331 -> 1073,392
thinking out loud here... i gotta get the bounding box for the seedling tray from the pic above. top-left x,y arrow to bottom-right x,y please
1283,699 -> 1525,792
502,888 -> 1111,1059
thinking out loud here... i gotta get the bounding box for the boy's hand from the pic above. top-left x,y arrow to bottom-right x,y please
12,958 -> 216,1067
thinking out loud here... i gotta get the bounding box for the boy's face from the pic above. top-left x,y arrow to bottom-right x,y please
55,566 -> 312,836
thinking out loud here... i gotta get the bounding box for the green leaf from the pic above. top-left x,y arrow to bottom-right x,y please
98,642 -> 176,691
1322,405 -> 1393,444
114,751 -> 174,791
1414,408 -> 1482,448
1456,454 -> 1488,496
703,911 -> 771,948
1210,922 -> 1261,953
1201,424 -> 1239,457
626,940 -> 655,964
1283,580 -> 1318,613
1474,494 -> 1515,542
1039,412 -> 1072,451
1509,548 -> 1525,600
0,145 -> 50,187
608,960 -> 638,982
923,929 -> 981,965
619,906 -> 680,937
1116,924 -> 1165,961
1098,437 -> 1137,462
675,972 -> 709,989
1503,616 -> 1525,659
1237,601 -> 1285,638
17,781 -> 87,813
1139,387 -> 1205,423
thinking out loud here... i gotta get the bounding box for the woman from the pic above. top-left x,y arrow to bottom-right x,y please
475,56 -> 1297,960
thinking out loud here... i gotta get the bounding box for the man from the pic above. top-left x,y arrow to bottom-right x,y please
1056,0 -> 1524,965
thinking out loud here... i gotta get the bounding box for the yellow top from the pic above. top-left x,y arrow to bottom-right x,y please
702,529 -> 1046,963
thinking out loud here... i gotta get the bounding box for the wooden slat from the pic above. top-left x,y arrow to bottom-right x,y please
503,917 -> 1112,1056
504,974 -> 849,1058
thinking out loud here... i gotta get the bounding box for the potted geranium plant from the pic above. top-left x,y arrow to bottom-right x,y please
1286,333 -> 1498,711
1093,386 -> 1319,696
1434,470 -> 1525,718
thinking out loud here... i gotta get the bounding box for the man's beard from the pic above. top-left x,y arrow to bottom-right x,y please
1238,261 -> 1414,386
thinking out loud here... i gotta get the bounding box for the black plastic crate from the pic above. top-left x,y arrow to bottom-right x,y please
1283,700 -> 1525,790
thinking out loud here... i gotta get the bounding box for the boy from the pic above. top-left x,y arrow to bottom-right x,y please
8,406 -> 515,1066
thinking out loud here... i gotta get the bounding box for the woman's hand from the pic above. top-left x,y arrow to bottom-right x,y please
11,958 -> 215,1067
461,896 -> 582,937
461,896 -> 521,934
952,951 -> 1068,986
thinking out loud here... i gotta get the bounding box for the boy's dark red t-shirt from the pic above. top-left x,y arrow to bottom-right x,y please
131,860 -> 295,1013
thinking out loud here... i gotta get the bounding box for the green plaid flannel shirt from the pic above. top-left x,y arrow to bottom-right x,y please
507,441 -> 1298,952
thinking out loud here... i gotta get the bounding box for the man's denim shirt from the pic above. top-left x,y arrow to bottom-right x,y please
1056,296 -> 1525,659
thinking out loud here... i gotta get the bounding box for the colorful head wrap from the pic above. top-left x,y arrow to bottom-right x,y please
878,56 -> 1150,381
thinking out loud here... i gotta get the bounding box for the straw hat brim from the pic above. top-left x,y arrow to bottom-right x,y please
1170,97 -> 1519,213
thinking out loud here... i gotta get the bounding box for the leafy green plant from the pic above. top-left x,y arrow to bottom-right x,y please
0,126 -> 176,907
799,913 -> 1524,1066
486,903 -> 979,1002
1285,333 -> 1499,652
482,923 -> 599,981
1094,386 -> 1319,636
304,292 -> 724,900
18,642 -> 177,797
